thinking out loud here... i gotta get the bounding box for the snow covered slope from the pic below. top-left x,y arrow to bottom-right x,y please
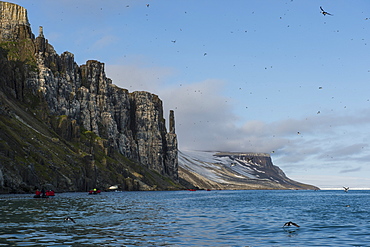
178,150 -> 318,190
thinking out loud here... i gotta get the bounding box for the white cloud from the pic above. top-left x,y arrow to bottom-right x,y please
106,64 -> 370,156
106,63 -> 175,93
90,35 -> 119,51
291,174 -> 370,189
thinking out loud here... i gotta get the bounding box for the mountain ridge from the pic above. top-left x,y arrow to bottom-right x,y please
179,150 -> 319,190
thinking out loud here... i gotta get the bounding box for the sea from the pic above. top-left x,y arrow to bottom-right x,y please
0,189 -> 369,246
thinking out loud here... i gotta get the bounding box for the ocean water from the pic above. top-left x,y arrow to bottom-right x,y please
0,190 -> 369,246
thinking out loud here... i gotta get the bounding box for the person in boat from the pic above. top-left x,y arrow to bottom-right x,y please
34,189 -> 42,198
34,189 -> 49,198
45,190 -> 55,196
37,188 -> 49,198
89,188 -> 101,194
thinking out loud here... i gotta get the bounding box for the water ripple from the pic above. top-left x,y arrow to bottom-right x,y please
1,190 -> 370,246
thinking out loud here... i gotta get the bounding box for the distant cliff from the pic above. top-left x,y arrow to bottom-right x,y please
0,2 -> 179,192
179,150 -> 319,190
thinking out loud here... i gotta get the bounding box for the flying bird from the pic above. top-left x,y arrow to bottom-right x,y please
64,217 -> 76,223
283,221 -> 300,227
343,187 -> 349,192
320,6 -> 333,16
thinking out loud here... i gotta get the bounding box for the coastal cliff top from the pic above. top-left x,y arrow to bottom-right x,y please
0,1 -> 29,25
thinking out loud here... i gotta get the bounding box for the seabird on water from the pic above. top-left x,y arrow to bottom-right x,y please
64,217 -> 76,223
283,221 -> 300,227
343,187 -> 349,192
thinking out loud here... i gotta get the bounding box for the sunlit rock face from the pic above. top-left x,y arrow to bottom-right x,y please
33,46 -> 178,179
0,1 -> 178,192
0,1 -> 32,41
179,150 -> 319,190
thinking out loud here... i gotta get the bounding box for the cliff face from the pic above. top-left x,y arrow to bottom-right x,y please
0,1 -> 32,41
0,2 -> 179,192
179,151 -> 319,190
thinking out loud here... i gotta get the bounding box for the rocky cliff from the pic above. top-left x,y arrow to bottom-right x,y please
179,150 -> 319,190
0,2 -> 318,193
0,2 -> 180,192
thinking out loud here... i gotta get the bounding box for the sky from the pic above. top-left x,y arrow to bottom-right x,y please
10,0 -> 370,189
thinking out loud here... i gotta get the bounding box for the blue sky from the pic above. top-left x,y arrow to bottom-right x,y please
12,0 -> 370,188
